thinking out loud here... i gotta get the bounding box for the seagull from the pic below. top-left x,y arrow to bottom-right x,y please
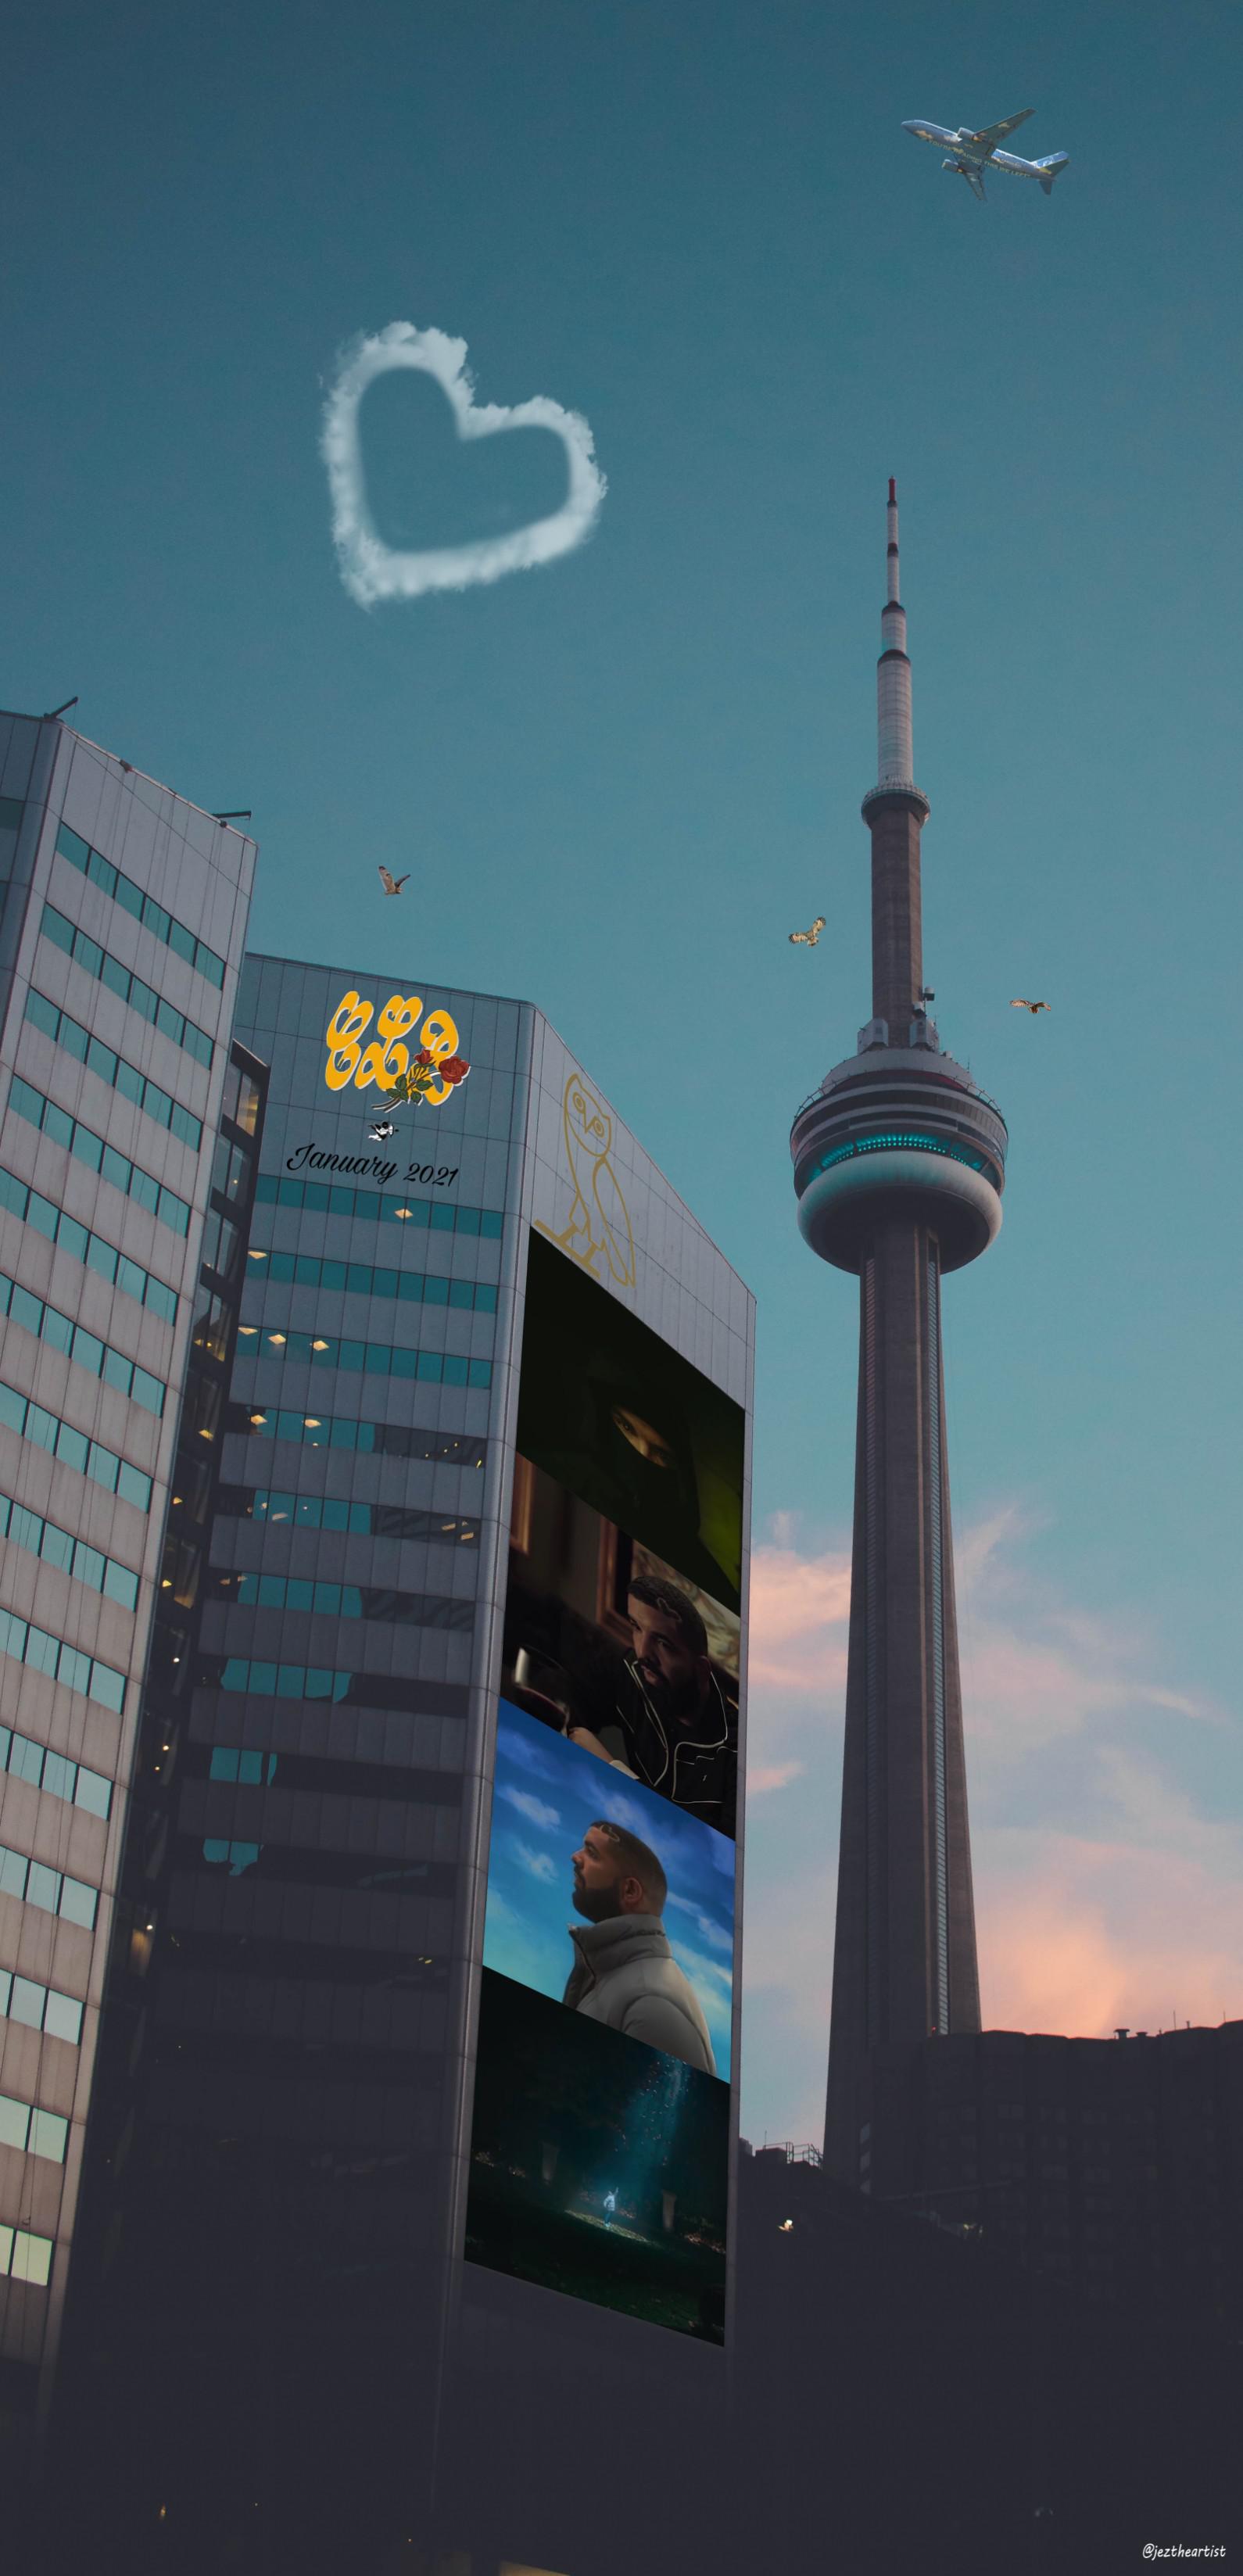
789,916 -> 826,947
378,867 -> 410,897
1010,998 -> 1051,1014
367,1121 -> 398,1142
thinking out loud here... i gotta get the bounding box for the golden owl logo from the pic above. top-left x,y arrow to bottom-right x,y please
536,1072 -> 635,1286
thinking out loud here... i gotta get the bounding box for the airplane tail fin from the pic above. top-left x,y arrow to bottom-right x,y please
1036,152 -> 1069,195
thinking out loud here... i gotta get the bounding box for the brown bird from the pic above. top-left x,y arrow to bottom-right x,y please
378,866 -> 410,897
1011,998 -> 1051,1014
789,916 -> 826,947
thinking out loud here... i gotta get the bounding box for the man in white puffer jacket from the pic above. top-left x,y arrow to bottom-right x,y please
561,1818 -> 717,2076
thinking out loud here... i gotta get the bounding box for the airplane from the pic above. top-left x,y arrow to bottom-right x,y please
901,109 -> 1069,202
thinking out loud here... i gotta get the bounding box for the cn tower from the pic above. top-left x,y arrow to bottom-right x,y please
790,482 -> 1009,2184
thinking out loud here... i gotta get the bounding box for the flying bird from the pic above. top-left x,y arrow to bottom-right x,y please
789,916 -> 826,948
1010,998 -> 1051,1014
367,1121 -> 398,1142
378,867 -> 410,897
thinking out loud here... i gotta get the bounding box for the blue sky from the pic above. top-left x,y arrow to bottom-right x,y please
5,0 -> 1241,2144
483,1698 -> 736,2079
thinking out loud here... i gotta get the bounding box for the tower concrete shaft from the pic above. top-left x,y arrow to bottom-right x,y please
790,484 -> 1004,2187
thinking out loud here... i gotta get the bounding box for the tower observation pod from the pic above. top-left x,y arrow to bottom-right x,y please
790,482 -> 1008,2184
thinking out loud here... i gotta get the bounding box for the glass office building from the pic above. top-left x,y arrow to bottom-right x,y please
0,708 -> 255,2476
39,947 -> 753,2575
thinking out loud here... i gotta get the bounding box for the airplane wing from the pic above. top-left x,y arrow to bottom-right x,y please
962,166 -> 987,200
968,109 -> 1033,152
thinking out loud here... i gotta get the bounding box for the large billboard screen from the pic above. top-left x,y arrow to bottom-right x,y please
466,1230 -> 745,2340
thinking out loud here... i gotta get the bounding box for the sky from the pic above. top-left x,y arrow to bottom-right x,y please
5,0 -> 1241,2148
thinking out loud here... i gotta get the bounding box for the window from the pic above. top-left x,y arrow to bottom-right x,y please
227,1403 -> 488,1464
238,1246 -> 496,1313
0,1972 -> 83,2047
253,1170 -> 503,1237
213,1570 -> 474,1629
0,1842 -> 97,1929
192,1292 -> 231,1365
23,992 -> 203,1150
1,1725 -> 114,1820
222,1060 -> 263,1137
210,1134 -> 250,1205
0,1169 -> 176,1326
0,2095 -> 68,2163
54,820 -> 226,987
234,1323 -> 492,1388
39,901 -> 215,1066
0,2227 -> 54,2286
227,1488 -> 479,1546
0,1278 -> 164,1420
6,1081 -> 190,1236
0,1483 -> 141,1596
0,1605 -> 126,1719
201,1206 -> 242,1283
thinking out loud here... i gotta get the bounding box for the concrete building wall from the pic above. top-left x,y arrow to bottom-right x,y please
0,712 -> 254,2402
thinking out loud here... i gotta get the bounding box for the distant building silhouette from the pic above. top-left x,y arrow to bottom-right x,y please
862,2019 -> 1243,2334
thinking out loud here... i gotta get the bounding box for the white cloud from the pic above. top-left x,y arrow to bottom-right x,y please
736,1500 -> 1241,2145
514,1842 -> 559,1886
321,322 -> 607,605
664,1893 -> 734,1951
498,1785 -> 560,1831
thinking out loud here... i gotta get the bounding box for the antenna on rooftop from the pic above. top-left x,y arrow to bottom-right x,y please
42,697 -> 78,720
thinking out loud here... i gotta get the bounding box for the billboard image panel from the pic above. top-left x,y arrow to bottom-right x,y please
517,1230 -> 744,1613
467,1226 -> 744,2341
484,1696 -> 735,2080
466,1971 -> 729,2341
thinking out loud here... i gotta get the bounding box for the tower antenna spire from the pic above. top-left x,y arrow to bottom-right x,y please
789,480 -> 1012,2184
877,476 -> 914,791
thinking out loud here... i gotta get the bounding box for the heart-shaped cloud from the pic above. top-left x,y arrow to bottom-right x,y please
321,321 -> 607,604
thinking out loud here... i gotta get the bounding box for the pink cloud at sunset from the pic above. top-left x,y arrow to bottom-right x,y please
745,1539 -> 851,1693
738,1509 -> 1242,2142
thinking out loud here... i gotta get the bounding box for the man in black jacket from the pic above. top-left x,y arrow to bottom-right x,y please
568,1574 -> 739,1840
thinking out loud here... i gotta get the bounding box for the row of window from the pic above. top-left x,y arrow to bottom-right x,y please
242,1249 -> 497,1312
55,819 -> 227,986
202,1655 -> 407,1705
26,989 -> 202,1152
195,1743 -> 461,1804
41,901 -> 214,1068
0,1160 -> 178,1325
0,1966 -> 84,2046
0,1840 -> 98,1928
0,2091 -> 69,2166
184,1837 -> 453,1893
255,1170 -> 503,1237
223,1486 -> 478,1544
0,1604 -> 126,1717
0,1488 -> 139,1614
0,1267 -> 166,1416
1,1722 -> 113,1821
212,1570 -> 474,1628
225,1403 -> 488,1465
0,2223 -> 52,2288
0,1377 -> 152,1513
242,1338 -> 492,1390
809,1131 -> 994,1181
8,1076 -> 191,1237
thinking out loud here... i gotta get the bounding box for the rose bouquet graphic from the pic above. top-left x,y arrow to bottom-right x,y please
324,990 -> 470,1109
